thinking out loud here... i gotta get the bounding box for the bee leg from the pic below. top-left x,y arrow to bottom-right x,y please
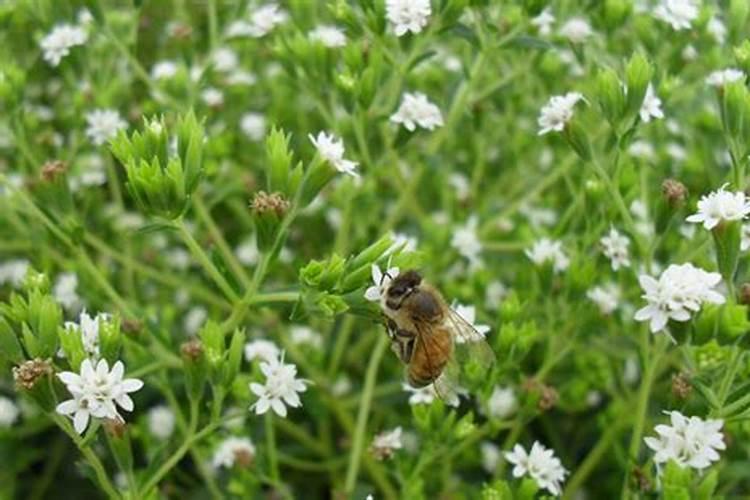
392,338 -> 414,364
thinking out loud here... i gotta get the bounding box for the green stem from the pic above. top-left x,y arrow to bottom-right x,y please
265,412 -> 280,484
175,217 -> 239,302
344,335 -> 389,494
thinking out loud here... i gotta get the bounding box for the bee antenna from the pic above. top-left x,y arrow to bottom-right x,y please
381,271 -> 392,286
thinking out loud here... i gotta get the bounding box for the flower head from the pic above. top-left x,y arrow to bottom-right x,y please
504,441 -> 568,496
0,259 -> 29,288
634,263 -> 725,334
40,24 -> 88,66
526,238 -> 569,273
370,426 -> 403,460
56,359 -> 144,434
390,92 -> 444,132
645,411 -> 725,472
587,284 -> 620,315
640,84 -> 664,123
531,8 -> 555,36
64,310 -> 111,359
654,0 -> 699,30
309,25 -> 347,48
386,0 -> 431,37
0,396 -> 20,427
244,339 -> 281,363
559,17 -> 593,43
85,109 -> 127,146
249,353 -> 308,418
600,227 -> 631,270
213,436 -> 256,468
451,303 -> 490,343
309,131 -> 359,177
147,405 -> 175,440
451,217 -> 482,268
486,386 -> 517,419
537,92 -> 585,135
686,184 -> 750,230
706,69 -> 746,87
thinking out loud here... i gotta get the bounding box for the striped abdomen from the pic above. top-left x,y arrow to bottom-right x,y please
407,326 -> 453,387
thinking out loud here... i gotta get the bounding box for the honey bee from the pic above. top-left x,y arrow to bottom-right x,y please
381,270 -> 495,391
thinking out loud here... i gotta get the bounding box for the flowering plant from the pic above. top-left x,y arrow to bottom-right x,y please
1,1 -> 750,499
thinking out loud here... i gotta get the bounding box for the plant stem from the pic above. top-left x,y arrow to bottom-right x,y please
344,335 -> 389,494
265,412 -> 280,484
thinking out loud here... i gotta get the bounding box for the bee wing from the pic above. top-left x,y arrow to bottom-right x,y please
443,307 -> 496,371
407,321 -> 462,405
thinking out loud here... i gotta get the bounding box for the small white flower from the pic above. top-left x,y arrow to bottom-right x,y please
600,227 -> 631,270
0,396 -> 20,427
242,3 -> 287,38
226,69 -> 257,86
151,60 -> 179,80
200,87 -> 224,107
640,84 -> 664,123
452,303 -> 490,343
386,0 -> 431,37
64,310 -> 110,359
645,411 -> 725,472
559,17 -> 593,43
634,263 -> 725,334
309,131 -> 359,177
370,426 -> 403,460
249,353 -> 308,418
212,436 -> 256,468
526,238 -> 569,273
85,109 -> 127,146
40,24 -> 88,66
184,307 -> 207,336
240,112 -> 266,141
706,69 -> 746,87
211,47 -> 238,73
531,8 -> 555,36
451,217 -> 483,267
587,284 -> 620,315
481,442 -> 502,473
289,326 -> 323,350
686,184 -> 750,230
331,376 -> 352,397
654,0 -> 699,31
682,44 -> 698,61
504,441 -> 568,496
390,92 -> 444,132
520,205 -> 558,228
629,140 -> 656,160
485,281 -> 508,310
364,264 -> 399,306
402,381 -> 461,407
56,358 -> 144,434
236,236 -> 260,265
391,232 -> 418,252
448,173 -> 471,201
309,25 -> 347,48
147,405 -> 176,440
0,259 -> 29,288
707,17 -> 727,44
486,386 -> 517,419
166,248 -> 191,271
53,272 -> 82,312
537,92 -> 585,135
244,339 -> 281,363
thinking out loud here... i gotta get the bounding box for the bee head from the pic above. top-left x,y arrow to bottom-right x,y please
386,270 -> 422,310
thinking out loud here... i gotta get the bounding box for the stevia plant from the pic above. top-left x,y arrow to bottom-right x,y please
1,0 -> 750,498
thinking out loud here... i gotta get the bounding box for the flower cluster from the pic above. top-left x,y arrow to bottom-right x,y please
645,411 -> 725,471
526,238 -> 569,273
309,131 -> 359,177
537,92 -> 585,135
686,185 -> 750,230
504,441 -> 568,496
390,92 -> 444,132
249,353 -> 308,418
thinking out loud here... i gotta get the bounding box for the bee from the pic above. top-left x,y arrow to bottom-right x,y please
381,270 -> 495,390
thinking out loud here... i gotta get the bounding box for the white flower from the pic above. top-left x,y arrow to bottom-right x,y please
236,236 -> 259,265
0,259 -> 29,288
531,8 -> 555,36
212,436 -> 256,468
184,306 -> 207,336
481,442 -> 501,473
212,47 -> 238,73
0,396 -> 20,427
289,326 -> 323,350
645,411 -> 725,472
240,112 -> 266,141
587,284 -> 620,315
147,405 -> 175,440
166,248 -> 191,271
40,24 -> 88,66
600,227 -> 631,270
249,353 -> 308,418
53,272 -> 82,312
485,281 -> 508,311
451,217 -> 482,267
706,69 -> 746,87
200,87 -> 224,107
229,4 -> 287,38
640,84 -> 664,123
629,140 -> 656,160
244,339 -> 281,363
390,92 -> 444,131
56,359 -> 144,434
364,264 -> 399,306
537,92 -> 585,135
686,184 -> 750,230
226,69 -> 257,86
634,263 -> 725,334
64,310 -> 111,359
452,303 -> 490,343
85,109 -> 127,146
309,131 -> 359,177
526,238 -> 569,273
559,17 -> 593,43
386,0 -> 431,37
370,426 -> 403,460
707,17 -> 726,44
151,60 -> 179,80
448,173 -> 470,201
504,441 -> 568,496
520,205 -> 558,228
391,232 -> 418,252
331,375 -> 352,397
309,25 -> 347,47
682,44 -> 698,61
486,386 -> 517,419
654,0 -> 699,31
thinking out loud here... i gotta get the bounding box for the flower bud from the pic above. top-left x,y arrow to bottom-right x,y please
181,339 -> 208,401
739,283 -> 750,305
721,81 -> 749,144
661,178 -> 688,207
671,372 -> 692,400
624,52 -> 653,121
596,69 -> 626,127
602,0 -> 631,30
712,219 -> 742,284
562,119 -> 592,161
251,191 -> 290,251
104,416 -> 134,481
13,358 -> 55,411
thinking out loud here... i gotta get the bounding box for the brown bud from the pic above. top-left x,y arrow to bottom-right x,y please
13,358 -> 53,390
169,23 -> 193,40
671,372 -> 692,400
121,318 -> 143,336
538,384 -> 559,411
251,191 -> 290,218
662,178 -> 688,207
739,283 -> 750,305
104,417 -> 127,438
631,467 -> 652,492
180,339 -> 204,361
41,160 -> 67,182
233,448 -> 255,468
